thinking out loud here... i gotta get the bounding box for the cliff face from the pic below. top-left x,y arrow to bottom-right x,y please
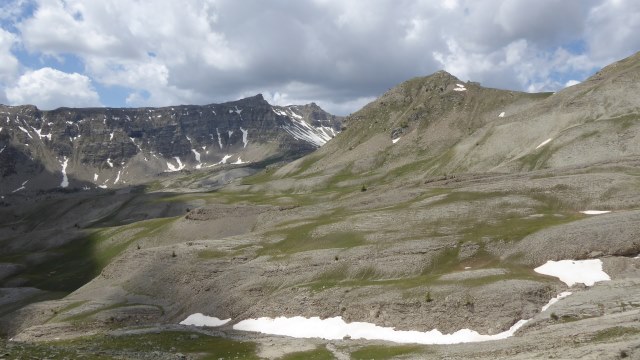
0,94 -> 342,194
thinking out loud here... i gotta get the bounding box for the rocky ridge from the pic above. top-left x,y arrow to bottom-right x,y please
0,94 -> 342,195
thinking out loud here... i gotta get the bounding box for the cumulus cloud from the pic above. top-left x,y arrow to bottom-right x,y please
0,29 -> 19,83
6,67 -> 102,109
1,0 -> 640,113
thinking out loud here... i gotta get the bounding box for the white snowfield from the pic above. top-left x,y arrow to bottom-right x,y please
535,138 -> 552,149
232,316 -> 529,345
225,286 -> 578,345
534,259 -> 611,287
179,313 -> 230,327
273,106 -> 336,147
282,120 -> 333,147
498,112 -> 505,118
392,137 -> 401,144
580,210 -> 611,215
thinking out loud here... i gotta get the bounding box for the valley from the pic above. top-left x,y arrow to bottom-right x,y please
1,52 -> 640,359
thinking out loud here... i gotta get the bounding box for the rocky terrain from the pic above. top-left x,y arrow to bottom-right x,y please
0,94 -> 342,195
1,53 -> 640,359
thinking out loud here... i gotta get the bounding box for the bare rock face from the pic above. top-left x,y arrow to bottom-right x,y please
0,94 -> 342,195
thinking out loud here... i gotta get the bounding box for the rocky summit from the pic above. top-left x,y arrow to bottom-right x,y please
1,54 -> 640,360
0,94 -> 342,195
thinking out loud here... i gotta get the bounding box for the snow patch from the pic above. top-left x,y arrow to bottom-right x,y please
453,84 -> 467,92
60,157 -> 69,188
534,259 -> 610,287
535,138 -> 552,149
216,128 -> 223,149
18,126 -> 33,139
541,291 -> 572,312
31,126 -> 52,141
130,137 -> 143,152
114,170 -> 121,184
498,112 -> 505,118
580,210 -> 611,215
180,313 -> 230,327
219,154 -> 232,164
233,157 -> 247,165
191,148 -> 201,162
109,132 -> 114,141
282,120 -> 333,147
106,158 -> 114,168
240,127 -> 248,148
0,146 -> 5,154
233,316 -> 528,345
392,137 -> 401,144
94,173 -> 99,182
166,157 -> 185,172
12,180 -> 28,193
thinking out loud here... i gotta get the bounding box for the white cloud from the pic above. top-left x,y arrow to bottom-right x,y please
3,0 -> 640,114
0,29 -> 19,83
585,0 -> 640,62
564,80 -> 581,87
6,67 -> 102,109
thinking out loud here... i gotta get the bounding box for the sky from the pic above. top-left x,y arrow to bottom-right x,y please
0,0 -> 639,115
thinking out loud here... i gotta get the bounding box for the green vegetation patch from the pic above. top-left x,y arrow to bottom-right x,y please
590,326 -> 640,342
280,346 -> 336,360
43,331 -> 259,359
351,344 -> 426,360
197,249 -> 228,259
260,209 -> 367,256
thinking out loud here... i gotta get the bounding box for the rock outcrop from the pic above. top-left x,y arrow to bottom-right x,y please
0,94 -> 342,194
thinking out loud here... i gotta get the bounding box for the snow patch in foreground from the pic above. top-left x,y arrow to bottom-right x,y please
180,313 -> 230,327
534,259 -> 610,287
580,210 -> 611,215
233,316 -> 528,345
535,138 -> 552,149
230,288 -> 576,345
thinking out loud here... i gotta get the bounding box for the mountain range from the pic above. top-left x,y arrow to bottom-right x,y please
1,52 -> 640,359
0,94 -> 342,195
